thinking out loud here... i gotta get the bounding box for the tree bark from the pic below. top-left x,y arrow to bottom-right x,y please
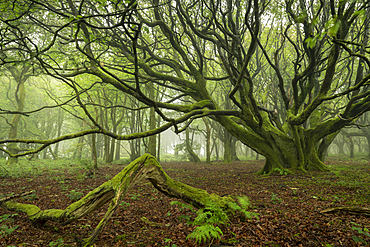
203,118 -> 211,163
53,109 -> 64,159
91,133 -> 98,169
0,154 -> 248,246
321,206 -> 370,216
6,65 -> 30,165
114,139 -> 121,161
185,128 -> 201,162
147,84 -> 157,157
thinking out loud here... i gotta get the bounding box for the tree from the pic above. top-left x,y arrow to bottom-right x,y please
0,0 -> 369,174
3,64 -> 32,164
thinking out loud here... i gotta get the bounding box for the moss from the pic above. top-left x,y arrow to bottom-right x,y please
3,201 -> 40,218
38,209 -> 64,221
2,153 -> 248,246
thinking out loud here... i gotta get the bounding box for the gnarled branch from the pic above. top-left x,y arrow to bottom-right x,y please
1,154 -> 247,246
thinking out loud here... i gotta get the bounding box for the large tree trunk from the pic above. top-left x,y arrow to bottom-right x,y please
0,154 -> 248,247
216,115 -> 329,174
259,132 -> 329,174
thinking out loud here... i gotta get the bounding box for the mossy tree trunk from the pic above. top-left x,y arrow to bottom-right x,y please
0,154 -> 247,246
216,115 -> 333,174
6,65 -> 31,165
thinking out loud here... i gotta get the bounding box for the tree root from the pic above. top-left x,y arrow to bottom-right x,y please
0,154 -> 246,246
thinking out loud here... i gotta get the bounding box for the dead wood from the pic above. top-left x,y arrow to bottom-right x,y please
320,206 -> 370,216
0,154 -> 246,246
0,191 -> 34,203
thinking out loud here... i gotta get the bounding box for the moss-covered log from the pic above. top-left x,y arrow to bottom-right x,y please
0,154 -> 246,246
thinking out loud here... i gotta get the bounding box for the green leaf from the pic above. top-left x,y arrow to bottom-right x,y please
328,20 -> 341,37
353,9 -> 365,18
352,235 -> 366,244
296,12 -> 308,23
305,36 -> 318,49
186,224 -> 223,244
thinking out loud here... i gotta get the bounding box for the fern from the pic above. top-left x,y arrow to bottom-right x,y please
236,196 -> 250,208
173,198 -> 258,244
242,210 -> 259,220
193,206 -> 228,226
170,200 -> 196,212
186,224 -> 223,244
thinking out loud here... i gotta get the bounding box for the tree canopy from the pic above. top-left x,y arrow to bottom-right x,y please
0,0 -> 369,173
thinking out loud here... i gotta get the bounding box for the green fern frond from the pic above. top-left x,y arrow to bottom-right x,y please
186,224 -> 223,244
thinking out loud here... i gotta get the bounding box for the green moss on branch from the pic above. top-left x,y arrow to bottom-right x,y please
1,154 -> 247,246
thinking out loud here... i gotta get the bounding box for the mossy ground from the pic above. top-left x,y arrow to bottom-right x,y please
0,158 -> 369,246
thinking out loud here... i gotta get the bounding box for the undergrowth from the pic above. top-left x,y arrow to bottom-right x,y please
171,196 -> 258,245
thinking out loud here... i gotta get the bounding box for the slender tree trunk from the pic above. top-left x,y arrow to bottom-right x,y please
7,70 -> 27,165
318,132 -> 338,160
185,128 -> 201,162
104,136 -> 110,163
203,118 -> 211,163
214,138 -> 219,161
366,134 -> 370,159
147,106 -> 157,156
109,137 -> 115,163
74,121 -> 85,160
91,133 -> 98,169
336,137 -> 345,154
223,130 -> 235,163
147,84 -> 157,157
115,140 -> 121,161
348,137 -> 354,158
157,132 -> 161,162
53,109 -> 64,159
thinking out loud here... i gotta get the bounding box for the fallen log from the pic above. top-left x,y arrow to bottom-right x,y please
1,154 -> 248,246
320,206 -> 370,217
0,191 -> 34,203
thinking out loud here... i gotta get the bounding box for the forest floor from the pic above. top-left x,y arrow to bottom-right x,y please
0,158 -> 369,247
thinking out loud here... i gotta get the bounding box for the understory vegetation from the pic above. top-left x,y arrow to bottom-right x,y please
0,157 -> 369,246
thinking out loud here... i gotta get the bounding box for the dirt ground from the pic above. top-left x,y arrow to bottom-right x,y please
0,159 -> 369,246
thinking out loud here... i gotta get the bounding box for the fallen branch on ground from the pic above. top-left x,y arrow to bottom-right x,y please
0,154 -> 248,246
0,191 -> 34,203
321,206 -> 370,217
